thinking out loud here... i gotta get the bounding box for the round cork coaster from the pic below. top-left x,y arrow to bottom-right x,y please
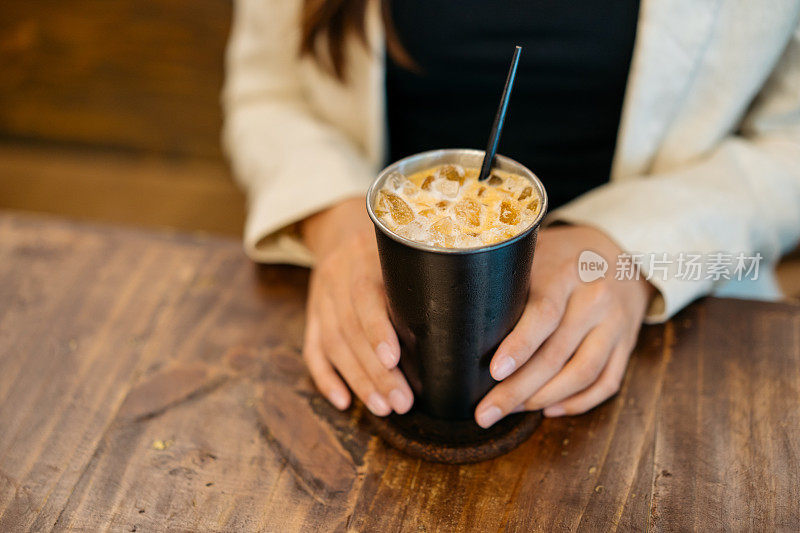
369,408 -> 542,464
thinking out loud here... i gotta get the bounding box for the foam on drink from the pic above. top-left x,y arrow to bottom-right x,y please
374,164 -> 541,248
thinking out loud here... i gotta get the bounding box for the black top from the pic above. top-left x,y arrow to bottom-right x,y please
386,0 -> 640,209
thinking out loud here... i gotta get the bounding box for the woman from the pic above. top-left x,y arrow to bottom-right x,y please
223,0 -> 800,427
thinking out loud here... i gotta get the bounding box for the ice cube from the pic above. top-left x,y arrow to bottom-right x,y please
421,175 -> 435,190
438,179 -> 460,197
499,200 -> 520,225
429,216 -> 455,246
383,192 -> 414,225
488,173 -> 503,186
385,172 -> 406,190
518,186 -> 532,201
402,182 -> 419,197
454,198 -> 481,227
373,194 -> 388,217
438,164 -> 465,184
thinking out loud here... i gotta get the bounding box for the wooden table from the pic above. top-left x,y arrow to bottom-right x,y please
1,211 -> 798,532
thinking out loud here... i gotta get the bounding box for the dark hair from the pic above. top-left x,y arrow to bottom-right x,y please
299,0 -> 415,81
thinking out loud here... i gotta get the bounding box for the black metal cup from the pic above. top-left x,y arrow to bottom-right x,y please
366,149 -> 548,420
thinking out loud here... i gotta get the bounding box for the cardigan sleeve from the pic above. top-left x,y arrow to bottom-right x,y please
550,22 -> 800,323
222,0 -> 374,266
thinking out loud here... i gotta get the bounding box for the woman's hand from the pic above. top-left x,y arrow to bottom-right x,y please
300,197 -> 413,416
475,225 -> 654,428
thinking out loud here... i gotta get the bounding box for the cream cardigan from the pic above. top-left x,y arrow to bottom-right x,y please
222,0 -> 800,322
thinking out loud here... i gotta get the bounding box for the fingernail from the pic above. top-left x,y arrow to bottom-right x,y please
388,388 -> 412,414
367,392 -> 391,416
544,405 -> 566,417
376,342 -> 398,368
329,389 -> 349,410
476,405 -> 503,428
492,356 -> 516,380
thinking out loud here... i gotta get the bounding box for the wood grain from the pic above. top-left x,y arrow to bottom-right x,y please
0,0 -> 245,236
0,211 -> 798,532
0,142 -> 246,236
0,0 -> 230,158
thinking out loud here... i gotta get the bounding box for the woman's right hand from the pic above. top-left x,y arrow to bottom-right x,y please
299,197 -> 414,416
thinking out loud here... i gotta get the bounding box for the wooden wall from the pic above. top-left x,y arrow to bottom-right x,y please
0,0 -> 246,235
1,0 -> 231,157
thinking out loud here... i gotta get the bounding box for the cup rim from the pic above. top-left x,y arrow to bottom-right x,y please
366,148 -> 549,255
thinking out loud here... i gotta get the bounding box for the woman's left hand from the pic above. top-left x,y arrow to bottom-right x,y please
475,224 -> 654,427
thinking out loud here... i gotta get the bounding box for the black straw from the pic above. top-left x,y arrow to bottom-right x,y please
477,45 -> 522,181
